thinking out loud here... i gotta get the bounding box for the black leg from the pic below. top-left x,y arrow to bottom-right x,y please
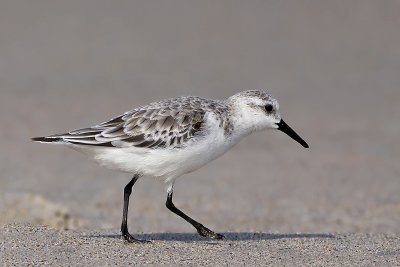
166,191 -> 224,240
121,175 -> 149,243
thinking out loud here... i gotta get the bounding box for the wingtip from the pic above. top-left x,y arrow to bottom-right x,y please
32,136 -> 46,142
31,136 -> 63,143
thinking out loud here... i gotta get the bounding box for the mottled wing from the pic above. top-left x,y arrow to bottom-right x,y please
49,108 -> 205,149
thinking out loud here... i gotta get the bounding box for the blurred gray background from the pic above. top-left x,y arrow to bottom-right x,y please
1,0 -> 399,234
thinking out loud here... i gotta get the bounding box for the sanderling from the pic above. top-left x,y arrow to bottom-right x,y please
32,90 -> 308,242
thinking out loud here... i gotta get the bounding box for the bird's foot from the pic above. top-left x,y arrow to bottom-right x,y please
122,232 -> 151,243
197,227 -> 224,240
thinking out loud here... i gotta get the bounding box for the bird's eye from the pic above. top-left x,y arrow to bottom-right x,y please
265,104 -> 273,112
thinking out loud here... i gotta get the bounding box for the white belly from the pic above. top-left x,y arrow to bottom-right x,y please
69,120 -> 238,183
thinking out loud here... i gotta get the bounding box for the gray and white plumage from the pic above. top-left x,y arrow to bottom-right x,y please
35,96 -> 231,149
33,90 -> 307,188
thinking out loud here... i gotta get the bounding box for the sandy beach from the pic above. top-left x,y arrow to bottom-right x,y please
1,223 -> 399,266
1,1 -> 400,265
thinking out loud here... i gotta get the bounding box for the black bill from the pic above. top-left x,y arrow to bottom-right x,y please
276,119 -> 309,148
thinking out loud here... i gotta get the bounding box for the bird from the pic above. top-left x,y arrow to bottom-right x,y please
32,90 -> 309,243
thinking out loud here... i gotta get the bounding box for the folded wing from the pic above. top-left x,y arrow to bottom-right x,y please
42,108 -> 205,149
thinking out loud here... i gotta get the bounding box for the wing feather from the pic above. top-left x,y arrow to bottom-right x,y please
57,107 -> 205,149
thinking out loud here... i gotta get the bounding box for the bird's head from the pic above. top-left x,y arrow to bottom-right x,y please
227,90 -> 308,148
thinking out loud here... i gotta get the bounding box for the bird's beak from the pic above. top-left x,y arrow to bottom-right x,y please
276,119 -> 309,148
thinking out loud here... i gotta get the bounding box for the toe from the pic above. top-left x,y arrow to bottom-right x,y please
213,233 -> 224,240
122,233 -> 151,243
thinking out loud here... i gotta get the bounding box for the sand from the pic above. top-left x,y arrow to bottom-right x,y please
1,1 -> 400,265
1,224 -> 399,266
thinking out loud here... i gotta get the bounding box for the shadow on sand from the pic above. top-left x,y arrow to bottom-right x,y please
88,232 -> 334,242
